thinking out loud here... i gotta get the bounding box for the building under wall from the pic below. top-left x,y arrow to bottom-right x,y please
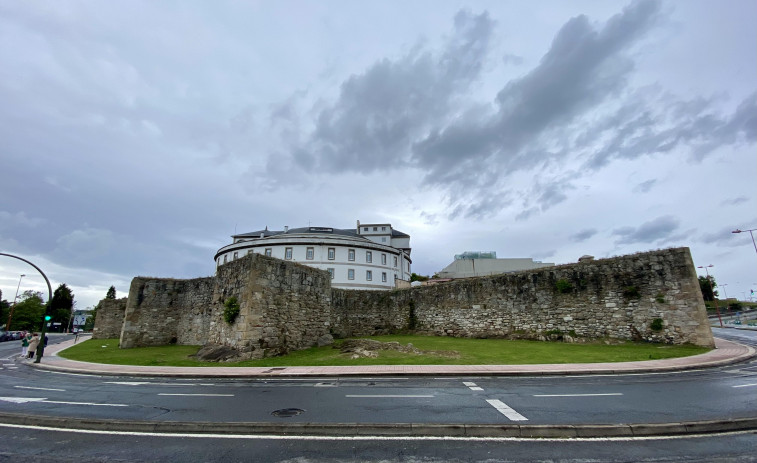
436,251 -> 554,279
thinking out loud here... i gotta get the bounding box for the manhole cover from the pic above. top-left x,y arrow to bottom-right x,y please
271,408 -> 305,418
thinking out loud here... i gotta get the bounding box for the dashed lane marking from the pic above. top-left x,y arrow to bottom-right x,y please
533,393 -> 623,397
345,395 -> 434,398
15,386 -> 66,392
732,383 -> 757,388
158,393 -> 234,397
485,399 -> 528,421
463,382 -> 483,391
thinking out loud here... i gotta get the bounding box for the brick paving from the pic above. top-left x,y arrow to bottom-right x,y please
27,336 -> 755,378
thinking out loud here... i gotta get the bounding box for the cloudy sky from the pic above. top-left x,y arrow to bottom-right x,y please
1,0 -> 755,310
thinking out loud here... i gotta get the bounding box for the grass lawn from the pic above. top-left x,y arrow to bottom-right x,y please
59,335 -> 711,367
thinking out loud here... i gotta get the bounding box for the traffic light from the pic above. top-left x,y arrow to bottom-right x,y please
44,315 -> 51,321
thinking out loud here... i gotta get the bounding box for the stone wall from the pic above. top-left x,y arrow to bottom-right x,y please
117,254 -> 333,358
331,248 -> 714,347
97,247 -> 714,356
92,297 -> 127,339
119,277 -> 215,348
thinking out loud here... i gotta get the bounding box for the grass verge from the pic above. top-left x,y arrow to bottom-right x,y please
59,335 -> 711,367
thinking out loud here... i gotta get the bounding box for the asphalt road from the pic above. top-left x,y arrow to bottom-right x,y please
0,331 -> 755,462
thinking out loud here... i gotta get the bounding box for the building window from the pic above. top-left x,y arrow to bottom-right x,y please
366,270 -> 372,281
382,226 -> 386,231
382,237 -> 387,242
223,255 -> 227,264
328,248 -> 335,260
265,248 -> 272,257
348,269 -> 355,280
348,249 -> 355,261
393,256 -> 397,267
381,254 -> 386,265
327,268 -> 334,279
285,247 -> 293,260
366,251 -> 372,263
233,252 -> 238,260
306,247 -> 314,260
363,227 -> 369,232
382,272 -> 387,282
373,226 -> 377,231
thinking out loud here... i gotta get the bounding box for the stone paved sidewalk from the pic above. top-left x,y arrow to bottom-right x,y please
27,336 -> 755,378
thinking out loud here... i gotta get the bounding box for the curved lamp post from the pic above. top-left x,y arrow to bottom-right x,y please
0,253 -> 53,363
732,228 -> 757,257
5,273 -> 25,331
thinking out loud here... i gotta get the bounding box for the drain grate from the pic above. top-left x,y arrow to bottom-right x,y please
271,408 -> 305,418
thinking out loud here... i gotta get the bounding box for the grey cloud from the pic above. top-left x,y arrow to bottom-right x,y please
571,229 -> 598,242
633,179 -> 657,193
720,196 -> 748,206
278,10 -> 495,174
612,215 -> 680,245
700,226 -> 753,248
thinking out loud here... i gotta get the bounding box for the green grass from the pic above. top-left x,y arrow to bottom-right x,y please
59,335 -> 711,367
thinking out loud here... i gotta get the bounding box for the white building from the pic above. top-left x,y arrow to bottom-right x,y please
215,221 -> 412,290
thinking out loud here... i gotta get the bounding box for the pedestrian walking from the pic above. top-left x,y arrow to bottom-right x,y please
27,333 -> 40,359
21,332 -> 31,357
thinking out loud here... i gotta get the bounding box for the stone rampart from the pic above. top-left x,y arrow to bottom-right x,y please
92,297 -> 127,339
331,248 -> 713,347
97,247 -> 714,356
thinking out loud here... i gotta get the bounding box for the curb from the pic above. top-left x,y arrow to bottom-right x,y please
1,412 -> 755,438
26,340 -> 756,378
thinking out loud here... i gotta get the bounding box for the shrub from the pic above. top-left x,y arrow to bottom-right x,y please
555,279 -> 573,294
655,293 -> 666,304
650,318 -> 663,331
223,296 -> 240,325
623,286 -> 641,299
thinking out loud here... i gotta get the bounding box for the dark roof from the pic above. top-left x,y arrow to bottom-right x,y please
234,225 -> 409,240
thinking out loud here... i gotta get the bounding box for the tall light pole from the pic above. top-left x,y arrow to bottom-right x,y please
698,265 -> 723,327
5,273 -> 25,331
732,228 -> 757,258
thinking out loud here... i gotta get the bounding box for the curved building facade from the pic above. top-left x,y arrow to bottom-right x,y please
214,221 -> 411,290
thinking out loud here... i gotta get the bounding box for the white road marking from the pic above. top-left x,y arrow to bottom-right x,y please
104,381 -> 152,386
0,397 -> 127,407
486,399 -> 528,421
15,386 -> 66,392
41,400 -> 128,407
732,383 -> 757,388
2,422 -> 755,441
158,393 -> 234,397
345,395 -> 434,398
314,382 -> 337,387
463,381 -> 483,391
533,393 -> 623,397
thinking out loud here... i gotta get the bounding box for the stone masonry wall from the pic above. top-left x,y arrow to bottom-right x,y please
92,297 -> 127,339
331,248 -> 714,347
119,277 -> 215,348
205,254 -> 333,359
103,247 -> 714,356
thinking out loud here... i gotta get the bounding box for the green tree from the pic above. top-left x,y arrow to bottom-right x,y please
50,283 -> 75,332
0,289 -> 10,330
410,273 -> 429,282
106,286 -> 116,299
698,275 -> 718,301
9,290 -> 45,331
84,303 -> 99,331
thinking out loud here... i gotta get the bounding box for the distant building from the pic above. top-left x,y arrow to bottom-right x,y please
436,252 -> 554,279
215,221 -> 412,290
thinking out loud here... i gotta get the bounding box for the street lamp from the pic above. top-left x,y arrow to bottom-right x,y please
698,265 -> 723,327
5,274 -> 25,331
732,228 -> 757,257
